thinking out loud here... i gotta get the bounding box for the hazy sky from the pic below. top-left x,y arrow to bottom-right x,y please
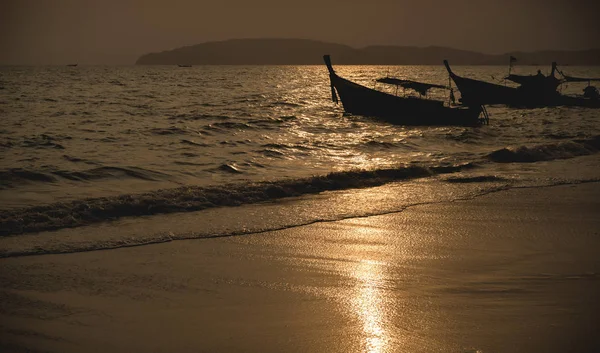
1,0 -> 599,64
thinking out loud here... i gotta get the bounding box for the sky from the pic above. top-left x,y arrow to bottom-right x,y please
1,0 -> 599,65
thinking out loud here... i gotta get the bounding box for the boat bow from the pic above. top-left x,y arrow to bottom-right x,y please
323,55 -> 338,103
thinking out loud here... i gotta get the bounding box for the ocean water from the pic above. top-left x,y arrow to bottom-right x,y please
1,64 -> 599,256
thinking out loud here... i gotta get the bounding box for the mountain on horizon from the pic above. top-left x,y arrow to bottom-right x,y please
135,38 -> 600,66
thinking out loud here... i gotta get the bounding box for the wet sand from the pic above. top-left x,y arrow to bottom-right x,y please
1,183 -> 599,353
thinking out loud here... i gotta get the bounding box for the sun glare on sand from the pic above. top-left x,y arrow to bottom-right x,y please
353,258 -> 389,352
348,225 -> 392,353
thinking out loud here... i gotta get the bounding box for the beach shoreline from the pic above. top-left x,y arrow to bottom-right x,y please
1,182 -> 599,353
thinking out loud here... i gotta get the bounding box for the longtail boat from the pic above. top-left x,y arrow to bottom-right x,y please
444,60 -> 600,108
558,71 -> 600,100
443,60 -> 519,106
324,55 -> 485,126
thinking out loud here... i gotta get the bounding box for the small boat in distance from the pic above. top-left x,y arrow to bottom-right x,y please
444,60 -> 600,108
177,64 -> 192,67
323,55 -> 485,127
67,64 -> 78,67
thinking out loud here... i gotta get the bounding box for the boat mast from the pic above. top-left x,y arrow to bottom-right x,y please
506,55 -> 517,87
508,55 -> 516,76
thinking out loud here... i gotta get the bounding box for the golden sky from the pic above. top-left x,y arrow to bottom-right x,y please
1,0 -> 598,64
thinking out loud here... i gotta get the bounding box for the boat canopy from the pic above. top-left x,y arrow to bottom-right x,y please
376,77 -> 447,96
562,75 -> 600,83
505,73 -> 546,86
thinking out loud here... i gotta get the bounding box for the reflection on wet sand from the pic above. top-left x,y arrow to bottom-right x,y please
344,223 -> 393,353
353,258 -> 388,353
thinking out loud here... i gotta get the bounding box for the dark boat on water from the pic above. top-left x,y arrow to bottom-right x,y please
444,60 -> 600,108
324,55 -> 485,126
177,64 -> 192,67
67,64 -> 78,67
559,72 -> 600,100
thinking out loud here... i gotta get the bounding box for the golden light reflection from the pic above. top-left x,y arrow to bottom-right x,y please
347,222 -> 391,353
353,258 -> 389,353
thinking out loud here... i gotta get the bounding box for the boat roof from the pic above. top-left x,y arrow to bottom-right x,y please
505,73 -> 546,85
562,75 -> 600,83
376,77 -> 447,95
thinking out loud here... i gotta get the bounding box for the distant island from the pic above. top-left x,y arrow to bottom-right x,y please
135,38 -> 600,66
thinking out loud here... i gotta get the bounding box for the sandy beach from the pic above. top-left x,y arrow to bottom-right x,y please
1,182 -> 599,353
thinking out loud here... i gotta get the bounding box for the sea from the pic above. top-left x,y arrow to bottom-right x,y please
1,64 -> 599,257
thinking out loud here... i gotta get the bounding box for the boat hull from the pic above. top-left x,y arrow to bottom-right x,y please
553,94 -> 600,109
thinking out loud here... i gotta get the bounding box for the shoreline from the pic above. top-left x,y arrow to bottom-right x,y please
1,182 -> 599,352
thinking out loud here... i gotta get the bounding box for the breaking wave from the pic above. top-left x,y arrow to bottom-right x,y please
488,136 -> 600,163
0,163 -> 475,237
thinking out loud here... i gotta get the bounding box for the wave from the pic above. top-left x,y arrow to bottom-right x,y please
180,139 -> 211,147
0,166 -> 169,188
246,117 -> 295,129
52,166 -> 169,182
210,122 -> 255,130
147,127 -> 193,136
8,134 -> 73,150
257,142 -> 313,158
215,163 -> 243,174
62,155 -> 95,164
259,149 -> 286,157
363,140 -> 399,149
173,160 -> 210,166
168,113 -> 231,121
260,143 -> 313,151
444,175 -> 506,183
0,163 -> 475,237
0,169 -> 58,187
268,101 -> 302,108
275,115 -> 297,122
488,136 -> 600,163
446,128 -> 497,144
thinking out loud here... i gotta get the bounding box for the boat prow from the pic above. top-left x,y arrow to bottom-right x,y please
444,59 -> 518,106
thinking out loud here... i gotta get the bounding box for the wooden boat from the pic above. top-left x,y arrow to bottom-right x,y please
67,64 -> 78,67
444,60 -> 600,108
177,64 -> 192,67
324,55 -> 484,126
505,63 -> 563,98
444,60 -> 519,106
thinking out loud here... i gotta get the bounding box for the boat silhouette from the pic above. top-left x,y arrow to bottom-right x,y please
324,55 -> 485,126
444,60 -> 600,108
